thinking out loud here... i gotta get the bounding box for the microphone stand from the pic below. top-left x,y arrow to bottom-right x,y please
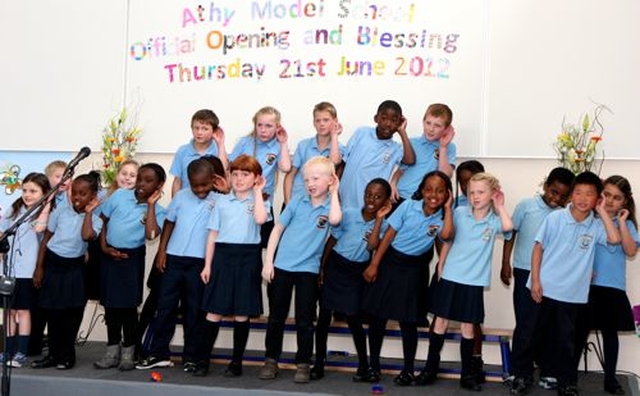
0,162 -> 79,396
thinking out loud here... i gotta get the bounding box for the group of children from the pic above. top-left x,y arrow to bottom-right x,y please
0,100 -> 636,396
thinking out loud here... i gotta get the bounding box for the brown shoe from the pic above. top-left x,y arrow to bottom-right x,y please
258,358 -> 278,380
294,363 -> 310,383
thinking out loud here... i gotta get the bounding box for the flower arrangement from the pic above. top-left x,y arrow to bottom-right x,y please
554,103 -> 610,175
100,107 -> 141,187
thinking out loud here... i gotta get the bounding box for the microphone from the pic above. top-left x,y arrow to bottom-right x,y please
66,147 -> 92,170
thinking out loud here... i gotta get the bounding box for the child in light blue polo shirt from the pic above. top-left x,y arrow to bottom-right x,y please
574,175 -> 638,395
392,103 -> 456,203
170,109 -> 228,196
32,173 -> 102,370
259,156 -> 341,384
230,106 -> 292,246
283,101 -> 345,204
0,173 -> 51,367
196,154 -> 270,377
500,167 -> 573,388
423,172 -> 512,391
510,171 -> 621,396
339,100 -> 415,210
96,163 -> 166,371
135,158 -> 220,373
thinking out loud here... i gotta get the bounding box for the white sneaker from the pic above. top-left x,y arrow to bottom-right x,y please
539,376 -> 558,390
9,353 -> 28,368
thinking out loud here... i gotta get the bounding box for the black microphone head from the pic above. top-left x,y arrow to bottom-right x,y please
80,146 -> 91,158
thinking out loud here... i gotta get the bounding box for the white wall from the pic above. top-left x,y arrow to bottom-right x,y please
77,154 -> 640,376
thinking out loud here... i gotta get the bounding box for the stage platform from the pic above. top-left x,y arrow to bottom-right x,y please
4,342 -> 639,396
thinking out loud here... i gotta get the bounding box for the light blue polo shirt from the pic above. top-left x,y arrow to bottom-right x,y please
388,199 -> 443,256
101,188 -> 166,249
290,136 -> 346,200
443,205 -> 511,287
165,189 -> 219,258
0,207 -> 41,279
331,207 -> 388,262
592,218 -> 639,291
339,126 -> 403,210
207,191 -> 272,244
274,195 -> 332,274
47,203 -> 102,258
230,136 -> 281,199
170,139 -> 220,191
512,195 -> 557,271
396,136 -> 456,199
529,205 -> 607,303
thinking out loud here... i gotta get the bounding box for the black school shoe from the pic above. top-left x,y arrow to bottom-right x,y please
31,355 -> 57,369
414,370 -> 438,386
394,370 -> 415,386
223,361 -> 243,377
510,376 -> 534,395
604,379 -> 625,395
191,361 -> 210,377
354,367 -> 380,383
309,365 -> 324,380
460,375 -> 482,391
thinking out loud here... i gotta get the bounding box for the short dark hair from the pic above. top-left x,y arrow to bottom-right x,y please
139,163 -> 166,184
572,171 -> 603,195
545,167 -> 574,187
187,157 -> 215,182
377,100 -> 402,116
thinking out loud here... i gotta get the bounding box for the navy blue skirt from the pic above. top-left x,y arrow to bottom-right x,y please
430,278 -> 484,324
39,249 -> 86,309
100,245 -> 145,308
12,278 -> 37,310
202,243 -> 263,316
362,246 -> 429,322
586,285 -> 634,331
321,250 -> 369,315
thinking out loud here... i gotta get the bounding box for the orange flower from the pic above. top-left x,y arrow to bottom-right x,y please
112,148 -> 120,155
125,136 -> 136,143
114,155 -> 124,163
591,136 -> 602,142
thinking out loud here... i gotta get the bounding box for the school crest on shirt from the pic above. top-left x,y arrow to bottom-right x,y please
382,149 -> 392,164
578,234 -> 593,250
140,213 -> 147,225
316,215 -> 329,229
427,224 -> 440,237
433,148 -> 440,161
246,203 -> 255,214
265,153 -> 277,165
481,227 -> 492,242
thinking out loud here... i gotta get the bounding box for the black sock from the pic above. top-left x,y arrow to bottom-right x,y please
400,321 -> 418,372
5,336 -> 15,356
425,332 -> 445,374
232,321 -> 250,364
347,315 -> 368,369
460,337 -> 475,378
368,318 -> 387,372
602,330 -> 619,383
201,320 -> 220,363
314,308 -> 331,367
